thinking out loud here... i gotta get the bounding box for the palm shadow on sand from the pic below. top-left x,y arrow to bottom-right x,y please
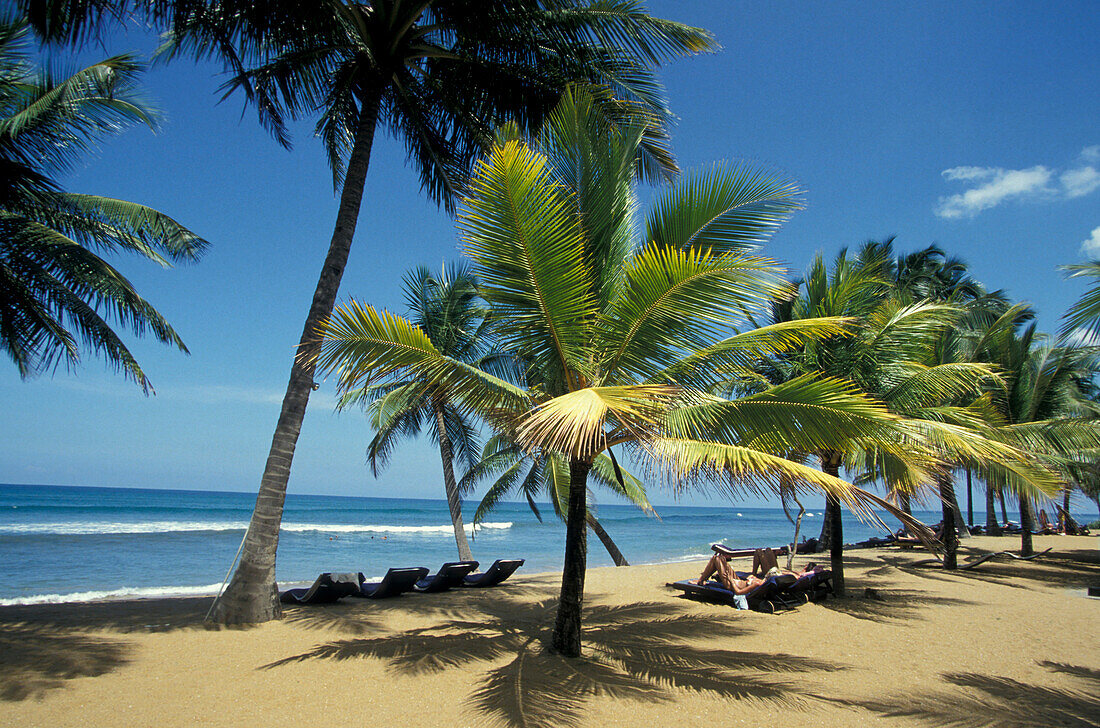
0,623 -> 130,701
265,596 -> 842,728
833,660 -> 1100,728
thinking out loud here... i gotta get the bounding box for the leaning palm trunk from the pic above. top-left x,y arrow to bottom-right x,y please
434,397 -> 474,562
552,458 -> 592,657
209,93 -> 381,624
820,451 -> 845,596
1019,497 -> 1035,557
780,487 -> 805,571
587,514 -> 628,566
998,489 -> 1009,526
936,470 -> 959,570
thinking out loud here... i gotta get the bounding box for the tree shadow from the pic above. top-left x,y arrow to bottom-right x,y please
819,587 -> 977,623
0,623 -> 131,701
833,660 -> 1100,727
878,549 -> 1100,592
0,596 -> 218,633
264,597 -> 843,728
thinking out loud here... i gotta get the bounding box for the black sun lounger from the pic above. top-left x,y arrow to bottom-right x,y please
413,561 -> 479,593
461,558 -> 524,587
355,567 -> 429,598
279,572 -> 363,605
667,575 -> 796,613
777,569 -> 833,603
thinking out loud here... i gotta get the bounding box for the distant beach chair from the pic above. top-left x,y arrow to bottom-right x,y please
356,567 -> 429,598
461,558 -> 524,587
279,572 -> 363,605
413,561 -> 479,593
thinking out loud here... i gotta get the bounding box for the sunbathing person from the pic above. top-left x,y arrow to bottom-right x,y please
696,552 -> 766,593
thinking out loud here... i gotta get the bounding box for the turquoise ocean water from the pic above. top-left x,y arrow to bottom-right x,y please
0,483 -> 934,605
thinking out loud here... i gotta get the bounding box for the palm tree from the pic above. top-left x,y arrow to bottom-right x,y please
312,91 -> 932,656
0,17 -> 206,391
1061,261 -> 1100,341
974,316 -> 1100,555
338,264 -> 509,562
462,434 -> 655,566
130,1 -> 716,625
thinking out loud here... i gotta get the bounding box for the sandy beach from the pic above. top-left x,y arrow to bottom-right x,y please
1,534 -> 1096,728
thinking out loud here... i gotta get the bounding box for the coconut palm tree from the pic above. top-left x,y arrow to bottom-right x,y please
1061,261 -> 1100,341
0,17 -> 206,391
462,434 -> 654,566
973,316 -> 1100,555
312,91 -> 933,656
118,1 -> 715,625
338,263 -> 511,562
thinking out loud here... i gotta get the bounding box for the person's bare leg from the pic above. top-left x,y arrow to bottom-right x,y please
751,549 -> 762,577
714,556 -> 739,590
697,554 -> 722,584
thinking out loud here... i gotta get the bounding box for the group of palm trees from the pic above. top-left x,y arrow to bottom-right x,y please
3,2 -> 1099,660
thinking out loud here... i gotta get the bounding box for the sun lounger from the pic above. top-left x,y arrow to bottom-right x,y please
413,561 -> 479,593
279,572 -> 363,605
461,558 -> 524,587
667,574 -> 797,613
355,567 -> 429,598
774,568 -> 833,603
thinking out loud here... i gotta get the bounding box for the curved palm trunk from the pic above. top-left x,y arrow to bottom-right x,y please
209,90 -> 382,624
586,513 -> 628,566
1019,497 -> 1035,557
937,471 -> 959,570
433,398 -> 473,562
820,451 -> 845,596
986,483 -> 1002,536
552,458 -> 591,657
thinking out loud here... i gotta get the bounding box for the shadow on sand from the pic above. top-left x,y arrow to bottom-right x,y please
0,623 -> 130,701
266,594 -> 843,728
828,660 -> 1100,727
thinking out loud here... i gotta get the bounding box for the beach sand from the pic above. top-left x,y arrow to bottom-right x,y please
1,534 -> 1096,727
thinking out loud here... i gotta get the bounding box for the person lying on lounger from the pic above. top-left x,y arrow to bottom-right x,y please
696,552 -> 766,593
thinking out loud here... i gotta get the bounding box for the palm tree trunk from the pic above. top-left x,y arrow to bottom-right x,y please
551,458 -> 591,657
433,398 -> 473,562
1019,497 -> 1035,557
942,472 -> 968,539
1059,489 -> 1070,532
586,513 -> 628,566
780,488 -> 805,572
208,89 -> 382,625
986,482 -> 1002,536
966,468 -> 973,527
937,471 -> 959,570
998,489 -> 1008,526
820,451 -> 845,597
897,490 -> 912,516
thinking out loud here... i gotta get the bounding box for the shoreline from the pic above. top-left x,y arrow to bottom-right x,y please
1,531 -> 1092,607
1,534 -> 1097,726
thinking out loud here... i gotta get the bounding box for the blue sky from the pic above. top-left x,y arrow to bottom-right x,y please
1,1 -> 1097,511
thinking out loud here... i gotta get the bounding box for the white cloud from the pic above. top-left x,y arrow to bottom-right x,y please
1062,166 -> 1100,198
1081,225 -> 1100,256
935,166 -> 1053,218
936,145 -> 1100,218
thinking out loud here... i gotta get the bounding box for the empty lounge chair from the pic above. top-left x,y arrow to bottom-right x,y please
279,572 -> 363,605
413,561 -> 479,593
355,567 -> 429,598
461,558 -> 524,587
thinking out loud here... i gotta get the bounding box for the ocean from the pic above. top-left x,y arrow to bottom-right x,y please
0,483 -> 934,605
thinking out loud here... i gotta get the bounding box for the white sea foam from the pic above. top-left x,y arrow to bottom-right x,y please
0,521 -> 513,536
0,583 -> 225,606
